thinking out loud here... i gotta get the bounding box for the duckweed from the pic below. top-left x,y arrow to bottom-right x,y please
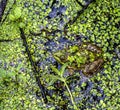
0,0 -> 120,109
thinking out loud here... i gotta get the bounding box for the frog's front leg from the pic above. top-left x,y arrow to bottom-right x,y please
83,58 -> 104,76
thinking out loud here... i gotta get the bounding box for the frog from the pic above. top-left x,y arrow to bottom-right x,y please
53,42 -> 104,76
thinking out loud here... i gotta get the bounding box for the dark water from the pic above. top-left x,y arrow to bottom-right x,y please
33,1 -> 106,109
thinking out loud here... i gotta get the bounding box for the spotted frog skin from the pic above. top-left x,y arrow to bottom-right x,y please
53,42 -> 104,76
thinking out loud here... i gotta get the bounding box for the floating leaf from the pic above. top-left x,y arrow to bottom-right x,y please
14,7 -> 22,19
9,14 -> 15,21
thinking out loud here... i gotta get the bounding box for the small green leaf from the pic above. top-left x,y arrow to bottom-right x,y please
14,7 -> 22,19
7,71 -> 16,77
0,68 -> 6,78
50,65 -> 60,76
48,79 -> 58,86
60,63 -> 68,76
41,74 -> 60,81
19,22 -> 25,28
9,14 -> 15,21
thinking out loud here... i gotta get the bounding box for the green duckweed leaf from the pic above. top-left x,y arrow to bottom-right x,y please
9,14 -> 15,21
14,7 -> 22,19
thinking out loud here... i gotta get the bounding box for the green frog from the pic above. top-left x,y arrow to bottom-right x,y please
53,42 -> 104,76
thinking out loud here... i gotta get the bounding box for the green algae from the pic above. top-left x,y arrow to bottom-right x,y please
0,0 -> 120,109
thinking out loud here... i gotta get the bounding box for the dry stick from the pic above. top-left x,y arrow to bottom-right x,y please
0,0 -> 8,22
1,0 -> 16,24
50,0 -> 57,8
64,0 -> 95,30
75,0 -> 84,7
0,38 -> 22,42
19,28 -> 48,103
0,39 -> 12,42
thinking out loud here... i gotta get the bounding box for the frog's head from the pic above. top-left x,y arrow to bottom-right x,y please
53,50 -> 67,64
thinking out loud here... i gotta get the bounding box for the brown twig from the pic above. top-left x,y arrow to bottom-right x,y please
0,39 -> 12,42
64,0 -> 95,30
0,37 -> 21,42
0,0 -> 8,22
75,0 -> 84,7
19,28 -> 48,103
1,0 -> 16,25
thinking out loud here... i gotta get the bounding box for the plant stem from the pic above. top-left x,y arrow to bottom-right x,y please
64,81 -> 78,110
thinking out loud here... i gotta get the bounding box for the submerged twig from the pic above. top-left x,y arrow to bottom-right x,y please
0,37 -> 20,42
75,0 -> 84,7
64,0 -> 95,30
19,28 -> 48,103
50,0 -> 57,8
0,39 -> 12,42
1,0 -> 16,24
0,0 -> 8,22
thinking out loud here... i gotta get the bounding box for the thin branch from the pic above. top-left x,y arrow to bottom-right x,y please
19,28 -> 48,103
0,37 -> 22,42
0,37 -> 21,42
50,0 -> 57,8
0,0 -> 8,22
64,0 -> 95,30
75,0 -> 84,7
1,0 -> 16,24
0,39 -> 12,42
